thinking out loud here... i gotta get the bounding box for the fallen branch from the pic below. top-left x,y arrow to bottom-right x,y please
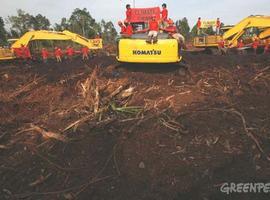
29,173 -> 52,187
63,114 -> 115,132
94,85 -> 100,114
79,66 -> 102,114
213,108 -> 270,160
159,118 -> 180,132
249,66 -> 270,84
159,114 -> 189,134
259,66 -> 270,73
178,91 -> 191,95
183,108 -> 270,160
127,108 -> 168,134
110,85 -> 124,98
113,144 -> 121,176
0,144 -> 9,149
7,76 -> 44,100
34,150 -> 89,172
13,176 -> 113,199
17,124 -> 68,142
111,103 -> 143,115
74,149 -> 115,197
63,114 -> 94,132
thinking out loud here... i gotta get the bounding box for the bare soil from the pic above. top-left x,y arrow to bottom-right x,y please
0,53 -> 270,200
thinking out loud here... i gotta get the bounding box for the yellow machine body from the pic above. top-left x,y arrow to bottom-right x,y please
193,35 -> 222,48
259,28 -> 270,40
117,38 -> 181,64
0,30 -> 103,61
0,48 -> 14,60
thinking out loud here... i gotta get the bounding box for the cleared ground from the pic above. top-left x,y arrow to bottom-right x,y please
0,53 -> 270,199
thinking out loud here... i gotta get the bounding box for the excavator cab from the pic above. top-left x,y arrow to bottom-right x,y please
116,7 -> 181,64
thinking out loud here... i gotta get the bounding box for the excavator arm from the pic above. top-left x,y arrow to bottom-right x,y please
11,30 -> 102,49
62,30 -> 102,49
223,15 -> 270,47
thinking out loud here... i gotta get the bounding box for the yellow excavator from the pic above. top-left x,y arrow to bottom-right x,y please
0,30 -> 102,61
193,15 -> 270,53
116,7 -> 181,64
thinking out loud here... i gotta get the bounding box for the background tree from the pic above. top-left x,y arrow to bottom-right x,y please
7,29 -> 20,38
175,17 -> 190,40
69,8 -> 98,38
190,24 -> 215,37
54,8 -> 103,38
7,9 -> 34,35
204,26 -> 215,35
0,17 -> 7,45
100,20 -> 117,43
54,18 -> 70,31
32,14 -> 50,30
7,9 -> 50,36
53,8 -> 117,41
6,8 -> 118,42
190,24 -> 197,38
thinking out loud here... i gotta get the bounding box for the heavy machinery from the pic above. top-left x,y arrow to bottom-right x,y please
0,48 -> 14,61
193,26 -> 232,50
0,39 -> 19,60
193,15 -> 270,52
116,7 -> 181,64
0,30 -> 102,61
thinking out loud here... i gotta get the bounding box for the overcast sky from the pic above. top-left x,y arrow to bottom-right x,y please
1,0 -> 269,30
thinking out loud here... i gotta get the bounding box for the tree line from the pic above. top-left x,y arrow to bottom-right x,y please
0,8 -> 216,46
0,8 -> 117,46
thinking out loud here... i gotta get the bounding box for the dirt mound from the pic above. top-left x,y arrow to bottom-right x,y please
0,54 -> 270,200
